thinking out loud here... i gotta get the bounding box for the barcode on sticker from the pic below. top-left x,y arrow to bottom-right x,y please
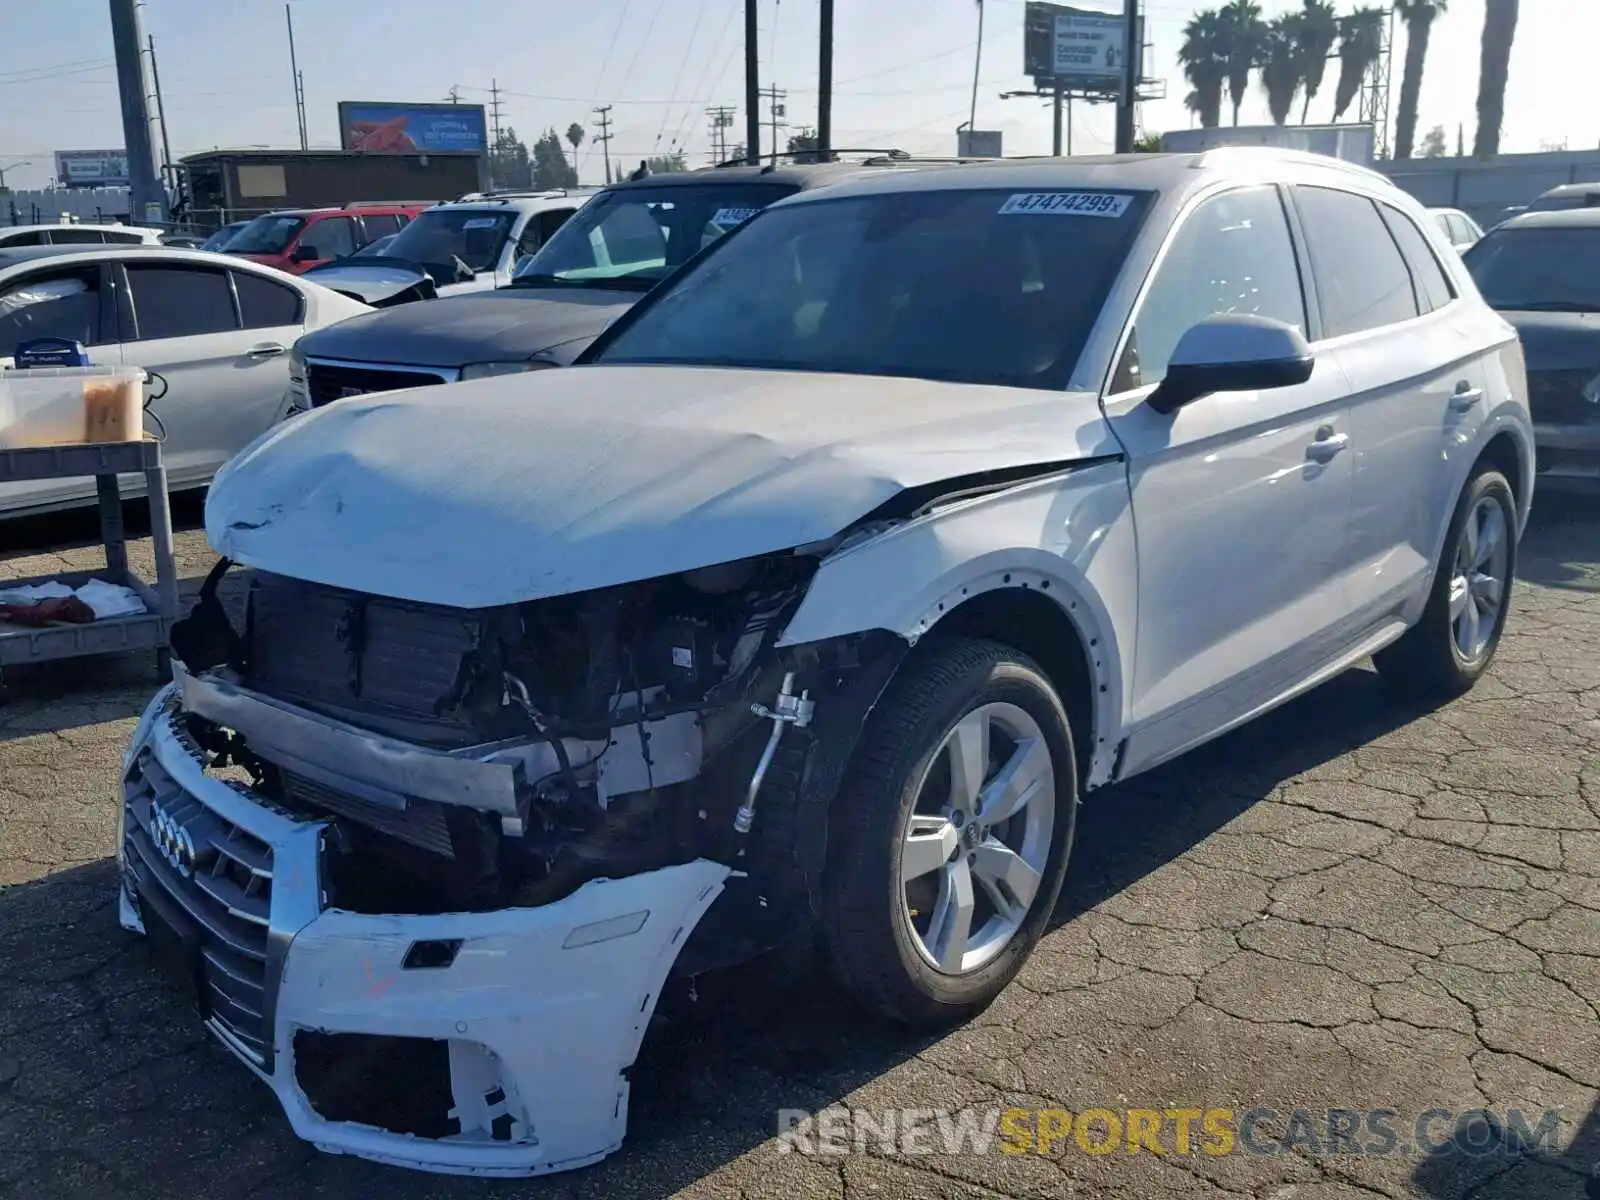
998,192 -> 1132,217
711,206 -> 760,226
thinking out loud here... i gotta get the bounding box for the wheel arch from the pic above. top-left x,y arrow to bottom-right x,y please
1475,426 -> 1531,529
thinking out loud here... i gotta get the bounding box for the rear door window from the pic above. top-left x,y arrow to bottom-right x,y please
1294,186 -> 1421,338
1379,205 -> 1456,314
361,213 -> 402,239
0,266 -> 110,355
124,264 -> 240,339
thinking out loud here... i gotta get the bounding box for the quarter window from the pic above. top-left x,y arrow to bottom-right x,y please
1379,205 -> 1455,314
125,265 -> 238,340
233,270 -> 304,328
361,213 -> 402,239
1116,185 -> 1306,391
1295,186 -> 1420,337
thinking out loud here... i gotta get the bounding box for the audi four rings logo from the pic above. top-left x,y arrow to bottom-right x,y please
150,800 -> 197,877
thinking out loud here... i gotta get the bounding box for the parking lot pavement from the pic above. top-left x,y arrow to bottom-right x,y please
2,495 -> 1598,1200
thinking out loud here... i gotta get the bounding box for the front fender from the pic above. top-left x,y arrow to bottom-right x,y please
777,461 -> 1138,786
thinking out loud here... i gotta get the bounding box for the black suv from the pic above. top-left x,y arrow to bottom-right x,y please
289,160 -> 921,408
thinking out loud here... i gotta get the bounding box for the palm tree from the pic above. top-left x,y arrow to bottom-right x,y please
1393,0 -> 1447,160
1332,7 -> 1386,122
1296,0 -> 1339,123
1217,0 -> 1265,125
564,122 -> 586,185
1472,0 -> 1520,157
1259,13 -> 1305,126
1178,9 -> 1228,129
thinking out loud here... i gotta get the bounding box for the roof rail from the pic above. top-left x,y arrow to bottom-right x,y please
452,188 -> 572,202
712,148 -> 915,168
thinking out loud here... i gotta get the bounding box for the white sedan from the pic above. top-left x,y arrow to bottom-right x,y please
0,245 -> 369,516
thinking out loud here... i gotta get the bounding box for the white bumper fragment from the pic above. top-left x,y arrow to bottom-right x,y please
118,686 -> 732,1177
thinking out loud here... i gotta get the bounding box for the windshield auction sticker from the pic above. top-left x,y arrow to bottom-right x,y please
711,206 -> 761,226
998,192 -> 1132,217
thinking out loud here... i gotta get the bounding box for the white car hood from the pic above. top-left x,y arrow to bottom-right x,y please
207,364 -> 1117,609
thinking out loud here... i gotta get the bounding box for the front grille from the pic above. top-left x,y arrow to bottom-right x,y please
305,361 -> 449,408
280,769 -> 454,858
123,749 -> 275,1066
1527,367 -> 1600,426
245,571 -> 485,745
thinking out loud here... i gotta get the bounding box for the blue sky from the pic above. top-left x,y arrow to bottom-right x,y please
2,0 -> 1591,190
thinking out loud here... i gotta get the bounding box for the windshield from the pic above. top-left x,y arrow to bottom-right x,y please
201,224 -> 243,252
1464,227 -> 1600,312
226,214 -> 306,255
515,182 -> 797,288
382,208 -> 515,277
595,188 -> 1152,389
354,234 -> 398,258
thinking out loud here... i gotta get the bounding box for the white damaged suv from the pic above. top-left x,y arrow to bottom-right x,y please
119,149 -> 1533,1176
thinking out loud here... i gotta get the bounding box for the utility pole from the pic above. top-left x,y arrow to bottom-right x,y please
109,0 -> 165,225
761,84 -> 787,166
744,0 -> 760,164
447,85 -> 461,104
705,105 -> 736,164
817,0 -> 834,159
1052,84 -> 1064,156
285,4 -> 308,151
592,105 -> 614,183
489,79 -> 504,145
1114,0 -> 1138,153
146,35 -> 174,207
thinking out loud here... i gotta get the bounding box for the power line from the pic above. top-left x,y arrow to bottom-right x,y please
652,0 -> 712,155
667,0 -> 746,158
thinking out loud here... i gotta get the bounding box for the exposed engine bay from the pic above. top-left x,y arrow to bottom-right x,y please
166,547 -> 901,962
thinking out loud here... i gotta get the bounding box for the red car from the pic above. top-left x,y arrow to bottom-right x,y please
224,203 -> 431,274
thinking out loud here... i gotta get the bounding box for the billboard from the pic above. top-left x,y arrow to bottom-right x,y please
55,149 -> 130,188
1023,3 -> 1142,93
337,102 -> 488,154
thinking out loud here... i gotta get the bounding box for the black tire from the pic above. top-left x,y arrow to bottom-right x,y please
1373,466 -> 1517,701
821,637 -> 1078,1027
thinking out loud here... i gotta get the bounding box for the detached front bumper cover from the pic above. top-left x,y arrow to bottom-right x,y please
119,685 -> 732,1177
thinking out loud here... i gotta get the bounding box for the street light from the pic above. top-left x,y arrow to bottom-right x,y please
0,159 -> 33,188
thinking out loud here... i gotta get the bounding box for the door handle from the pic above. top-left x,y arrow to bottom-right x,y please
246,343 -> 286,358
1306,427 -> 1349,462
1448,381 -> 1483,412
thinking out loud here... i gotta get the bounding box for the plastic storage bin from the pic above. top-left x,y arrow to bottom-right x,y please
0,365 -> 147,449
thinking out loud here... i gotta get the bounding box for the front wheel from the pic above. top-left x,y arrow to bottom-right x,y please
1374,466 -> 1517,700
822,638 -> 1078,1027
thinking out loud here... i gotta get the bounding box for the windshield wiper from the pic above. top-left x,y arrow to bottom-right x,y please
509,273 -> 655,292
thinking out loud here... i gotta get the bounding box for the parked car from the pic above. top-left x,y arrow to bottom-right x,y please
1463,207 -> 1600,477
200,220 -> 251,253
1429,206 -> 1483,253
297,189 -> 594,307
0,245 -> 370,516
1523,182 -> 1600,214
224,203 -> 430,275
287,163 -> 914,406
0,223 -> 162,248
123,148 -> 1532,1178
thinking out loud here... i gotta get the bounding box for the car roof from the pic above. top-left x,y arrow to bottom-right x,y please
0,244 -> 294,272
1496,207 -> 1600,230
1,222 -> 156,235
758,148 -> 1394,208
1534,182 -> 1600,200
595,160 -> 923,194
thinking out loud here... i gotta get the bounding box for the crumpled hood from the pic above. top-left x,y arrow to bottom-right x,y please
300,262 -> 437,305
207,364 -> 1117,609
294,287 -> 638,367
1502,310 -> 1600,372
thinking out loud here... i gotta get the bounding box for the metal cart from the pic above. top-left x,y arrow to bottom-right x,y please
0,440 -> 180,678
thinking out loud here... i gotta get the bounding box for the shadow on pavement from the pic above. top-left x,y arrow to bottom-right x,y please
1519,481 -> 1600,593
1409,1093 -> 1600,1198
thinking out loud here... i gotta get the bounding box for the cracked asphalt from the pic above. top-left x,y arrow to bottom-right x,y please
2,491 -> 1598,1200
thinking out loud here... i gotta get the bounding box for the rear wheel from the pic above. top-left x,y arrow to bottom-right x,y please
822,638 -> 1078,1027
1374,467 -> 1517,700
